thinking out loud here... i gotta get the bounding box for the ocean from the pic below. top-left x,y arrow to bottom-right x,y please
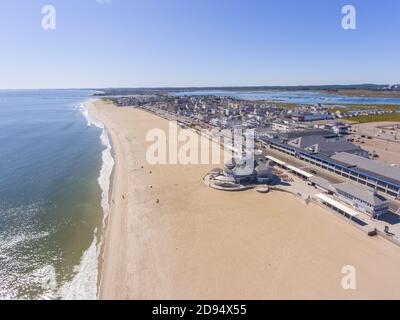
0,90 -> 113,300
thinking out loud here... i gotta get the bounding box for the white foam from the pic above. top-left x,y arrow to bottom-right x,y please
78,102 -> 115,224
59,102 -> 115,300
0,231 -> 50,252
78,103 -> 105,129
58,236 -> 98,300
0,262 -> 58,300
33,265 -> 57,300
0,227 -> 53,300
98,129 -> 114,224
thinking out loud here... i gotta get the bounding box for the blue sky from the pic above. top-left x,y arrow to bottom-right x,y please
0,0 -> 399,89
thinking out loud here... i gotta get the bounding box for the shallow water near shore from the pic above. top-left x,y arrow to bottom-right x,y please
0,90 -> 109,299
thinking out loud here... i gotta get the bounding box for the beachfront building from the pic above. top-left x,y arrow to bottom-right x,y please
260,129 -> 400,198
309,175 -> 389,217
332,182 -> 389,217
223,155 -> 274,184
265,155 -> 314,180
314,193 -> 364,225
282,129 -> 369,158
207,155 -> 274,191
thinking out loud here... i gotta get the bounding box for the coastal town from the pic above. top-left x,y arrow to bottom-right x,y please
110,93 -> 400,127
4,0 -> 400,303
106,93 -> 400,245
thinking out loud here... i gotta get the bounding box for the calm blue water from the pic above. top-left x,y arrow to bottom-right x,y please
173,90 -> 400,105
0,90 -> 105,299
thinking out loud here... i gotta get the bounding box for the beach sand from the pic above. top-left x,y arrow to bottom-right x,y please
87,100 -> 400,300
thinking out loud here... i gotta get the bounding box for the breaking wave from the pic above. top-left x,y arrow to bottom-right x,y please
58,102 -> 114,300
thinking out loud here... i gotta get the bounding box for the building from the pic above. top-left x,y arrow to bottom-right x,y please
315,193 -> 361,221
223,155 -> 274,184
260,130 -> 400,198
316,122 -> 350,135
290,113 -> 335,122
308,176 -> 335,193
333,182 -> 389,217
288,137 -> 367,157
280,129 -> 369,158
266,155 -> 314,180
271,121 -> 299,132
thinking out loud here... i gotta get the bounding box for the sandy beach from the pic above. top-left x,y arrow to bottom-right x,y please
87,99 -> 400,300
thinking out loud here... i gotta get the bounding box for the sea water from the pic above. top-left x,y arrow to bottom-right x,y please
0,90 -> 112,300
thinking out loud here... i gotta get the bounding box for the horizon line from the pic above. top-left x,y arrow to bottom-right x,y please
0,83 -> 395,91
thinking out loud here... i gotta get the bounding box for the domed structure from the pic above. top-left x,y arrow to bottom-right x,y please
223,159 -> 236,175
225,160 -> 236,170
211,154 -> 274,189
209,168 -> 223,176
255,162 -> 270,177
215,175 -> 236,184
255,162 -> 273,183
266,160 -> 275,168
223,156 -> 257,183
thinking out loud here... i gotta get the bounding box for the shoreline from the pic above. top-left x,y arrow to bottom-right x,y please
88,99 -> 400,300
78,100 -> 115,299
85,100 -> 128,299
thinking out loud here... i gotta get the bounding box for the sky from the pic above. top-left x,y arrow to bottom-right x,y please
0,0 -> 399,89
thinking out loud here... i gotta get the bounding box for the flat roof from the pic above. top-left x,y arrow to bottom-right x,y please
315,193 -> 359,217
264,138 -> 400,188
280,129 -> 338,139
309,176 -> 335,191
286,165 -> 314,178
266,155 -> 287,166
265,155 -> 313,178
331,152 -> 400,184
334,181 -> 388,206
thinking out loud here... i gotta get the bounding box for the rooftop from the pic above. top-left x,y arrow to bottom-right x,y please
333,181 -> 388,206
287,135 -> 363,157
331,153 -> 400,184
279,129 -> 338,140
315,193 -> 360,217
262,137 -> 400,188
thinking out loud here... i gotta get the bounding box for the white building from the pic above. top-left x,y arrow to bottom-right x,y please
333,182 -> 389,217
272,121 -> 299,132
